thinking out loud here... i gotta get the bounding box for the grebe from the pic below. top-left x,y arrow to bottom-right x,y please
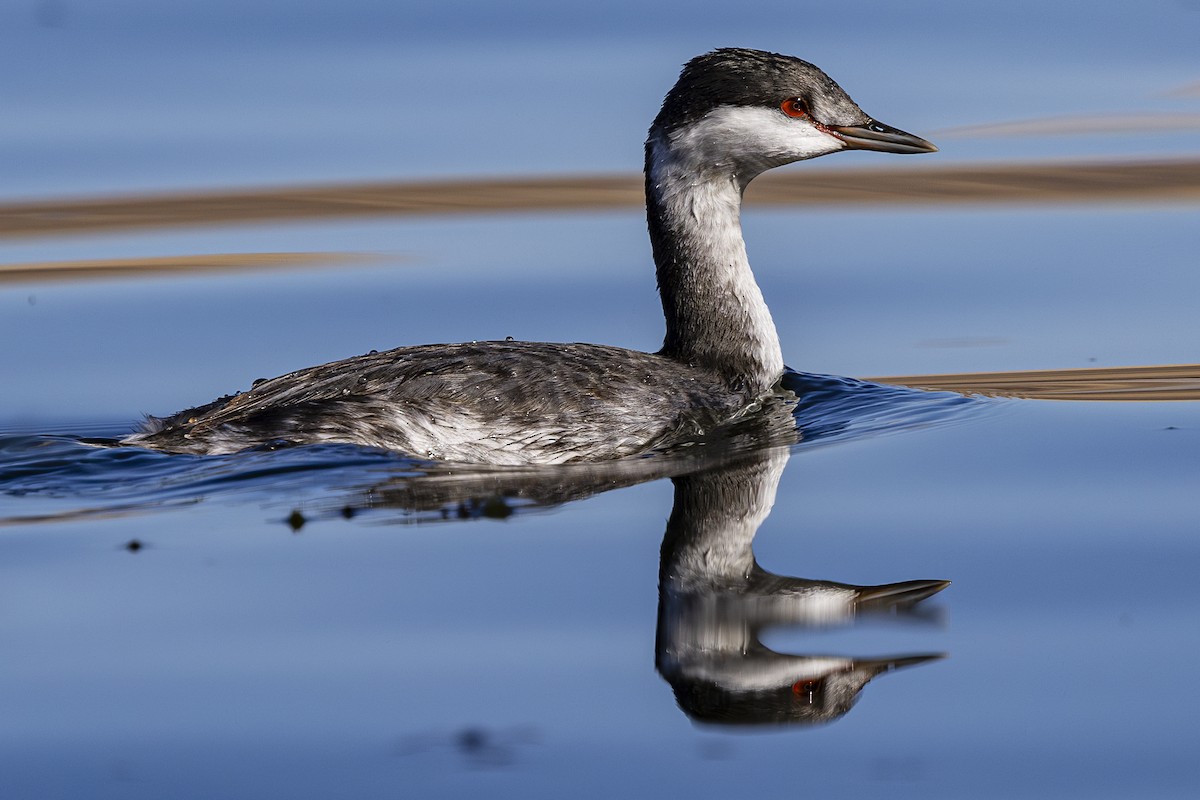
124,48 -> 937,464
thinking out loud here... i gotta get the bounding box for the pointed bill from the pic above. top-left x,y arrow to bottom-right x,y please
830,120 -> 939,154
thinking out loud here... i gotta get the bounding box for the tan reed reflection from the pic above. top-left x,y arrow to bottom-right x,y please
870,364 -> 1200,401
0,252 -> 374,285
2,158 -> 1199,241
933,113 -> 1200,139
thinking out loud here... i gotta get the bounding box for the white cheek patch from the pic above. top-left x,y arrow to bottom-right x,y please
668,105 -> 846,179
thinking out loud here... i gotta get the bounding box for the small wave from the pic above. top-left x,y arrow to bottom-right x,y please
785,370 -> 983,449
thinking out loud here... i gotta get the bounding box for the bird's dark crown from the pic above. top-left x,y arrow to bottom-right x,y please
651,47 -> 870,135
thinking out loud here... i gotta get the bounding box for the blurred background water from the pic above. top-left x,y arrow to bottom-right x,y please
1,1 -> 1198,798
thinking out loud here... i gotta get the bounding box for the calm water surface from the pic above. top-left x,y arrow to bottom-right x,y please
2,2 -> 1199,798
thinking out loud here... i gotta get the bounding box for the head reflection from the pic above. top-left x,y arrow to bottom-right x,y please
656,449 -> 947,727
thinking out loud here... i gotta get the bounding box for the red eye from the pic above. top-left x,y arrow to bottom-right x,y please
780,98 -> 809,118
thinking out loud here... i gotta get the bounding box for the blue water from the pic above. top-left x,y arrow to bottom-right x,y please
3,392 -> 1197,799
2,2 -> 1199,798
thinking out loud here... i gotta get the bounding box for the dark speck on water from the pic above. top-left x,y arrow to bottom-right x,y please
457,727 -> 487,753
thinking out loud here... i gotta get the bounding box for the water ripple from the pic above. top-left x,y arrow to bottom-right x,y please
0,373 -> 982,525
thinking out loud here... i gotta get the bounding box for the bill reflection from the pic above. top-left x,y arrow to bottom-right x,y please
656,450 -> 947,727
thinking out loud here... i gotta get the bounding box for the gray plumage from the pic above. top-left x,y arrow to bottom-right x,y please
131,341 -> 746,462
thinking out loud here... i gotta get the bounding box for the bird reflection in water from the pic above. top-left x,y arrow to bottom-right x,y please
656,449 -> 946,727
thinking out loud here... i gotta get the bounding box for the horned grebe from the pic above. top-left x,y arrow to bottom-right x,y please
124,48 -> 936,464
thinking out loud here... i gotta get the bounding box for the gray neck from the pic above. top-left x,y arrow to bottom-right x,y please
645,133 -> 784,394
659,450 -> 789,589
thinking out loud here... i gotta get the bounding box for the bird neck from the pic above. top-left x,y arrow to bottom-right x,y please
645,134 -> 784,394
659,450 -> 788,588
